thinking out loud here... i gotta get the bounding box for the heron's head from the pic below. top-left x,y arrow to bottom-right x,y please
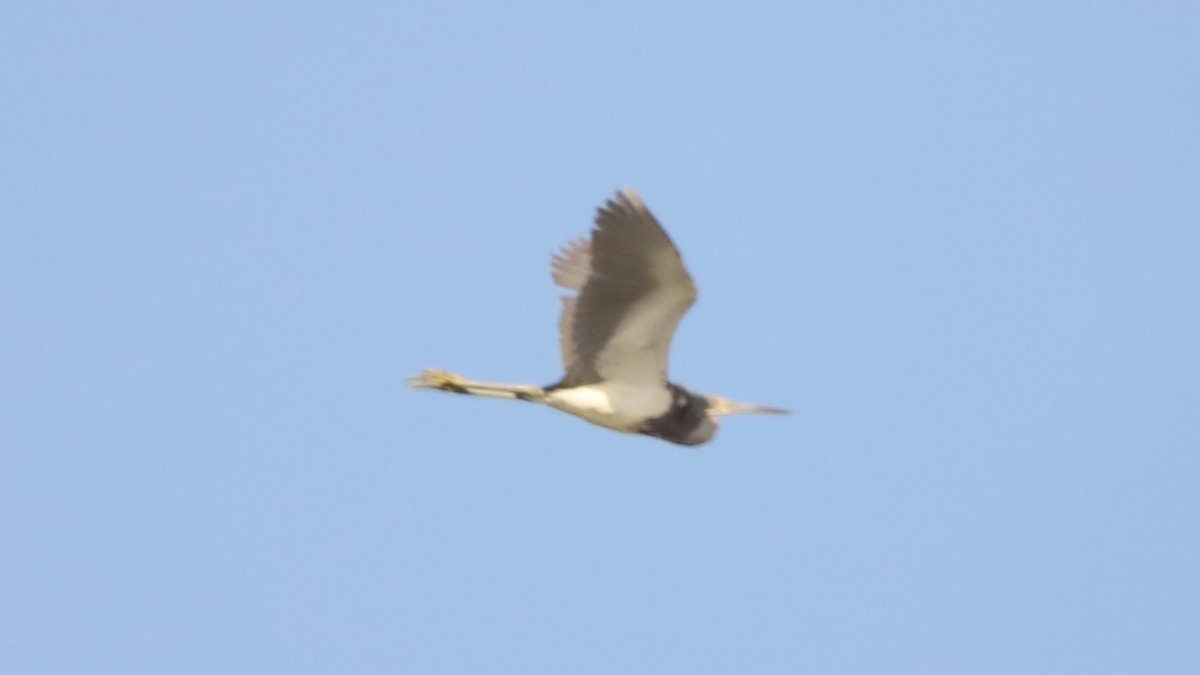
676,409 -> 720,446
674,395 -> 788,446
642,388 -> 788,447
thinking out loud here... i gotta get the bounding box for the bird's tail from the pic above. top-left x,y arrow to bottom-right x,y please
408,369 -> 546,403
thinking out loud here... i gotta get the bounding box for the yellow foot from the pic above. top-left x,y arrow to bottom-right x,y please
408,369 -> 469,393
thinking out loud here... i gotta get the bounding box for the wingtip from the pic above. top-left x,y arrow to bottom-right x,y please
598,187 -> 647,219
617,186 -> 644,209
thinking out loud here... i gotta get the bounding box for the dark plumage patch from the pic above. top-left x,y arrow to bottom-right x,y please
638,383 -> 711,446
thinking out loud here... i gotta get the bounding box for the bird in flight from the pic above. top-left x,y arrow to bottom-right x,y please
409,188 -> 787,446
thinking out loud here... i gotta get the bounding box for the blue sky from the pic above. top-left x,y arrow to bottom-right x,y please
3,2 -> 1198,673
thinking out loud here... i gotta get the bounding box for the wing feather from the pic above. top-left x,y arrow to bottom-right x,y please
553,188 -> 697,387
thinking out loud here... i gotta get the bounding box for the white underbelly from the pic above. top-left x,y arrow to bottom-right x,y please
545,383 -> 672,432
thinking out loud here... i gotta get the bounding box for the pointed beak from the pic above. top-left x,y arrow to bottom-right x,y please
705,395 -> 790,417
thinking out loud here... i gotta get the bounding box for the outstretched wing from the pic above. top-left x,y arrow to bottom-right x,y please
551,188 -> 697,387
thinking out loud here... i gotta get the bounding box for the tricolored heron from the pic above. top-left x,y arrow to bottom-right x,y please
409,188 -> 787,446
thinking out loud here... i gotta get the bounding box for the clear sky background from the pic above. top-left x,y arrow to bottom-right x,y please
3,2 -> 1198,673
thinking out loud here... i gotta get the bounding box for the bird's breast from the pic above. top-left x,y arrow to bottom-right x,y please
545,382 -> 673,432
